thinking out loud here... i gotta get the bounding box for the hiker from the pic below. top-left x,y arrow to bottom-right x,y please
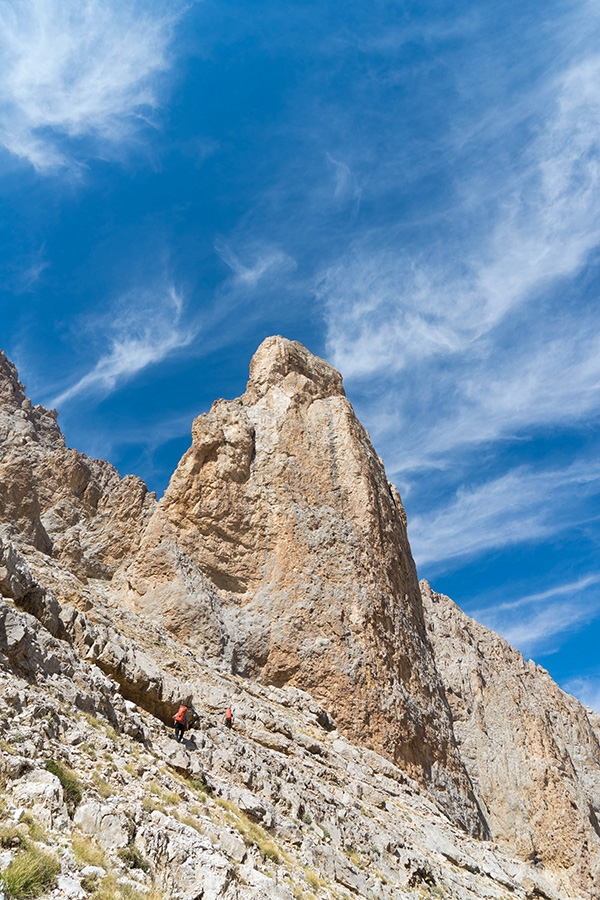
173,703 -> 188,742
223,706 -> 234,728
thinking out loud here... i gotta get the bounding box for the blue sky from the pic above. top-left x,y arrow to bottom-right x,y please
1,0 -> 600,708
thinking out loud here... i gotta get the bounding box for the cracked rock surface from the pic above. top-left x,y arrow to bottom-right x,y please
0,340 -> 599,899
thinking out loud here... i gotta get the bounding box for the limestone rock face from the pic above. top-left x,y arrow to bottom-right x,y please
421,580 -> 600,898
121,337 -> 483,833
0,350 -> 155,580
4,340 -> 600,897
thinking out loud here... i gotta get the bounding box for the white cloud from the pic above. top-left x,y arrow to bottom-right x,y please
311,18 -> 600,581
320,36 -> 600,382
409,461 -> 600,568
50,285 -> 196,406
562,675 -> 600,713
458,574 -> 600,661
0,0 -> 182,171
16,243 -> 49,291
480,574 -> 600,615
498,598 -> 599,657
215,238 -> 297,286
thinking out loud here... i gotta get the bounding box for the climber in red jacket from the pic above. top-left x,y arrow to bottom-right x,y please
173,704 -> 188,742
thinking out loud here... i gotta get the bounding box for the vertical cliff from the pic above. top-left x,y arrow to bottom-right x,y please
421,580 -> 600,898
119,336 -> 485,834
4,339 -> 600,897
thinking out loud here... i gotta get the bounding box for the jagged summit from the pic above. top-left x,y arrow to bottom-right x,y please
245,335 -> 345,402
118,336 -> 483,835
0,348 -> 27,410
0,349 -> 153,576
1,340 -> 600,899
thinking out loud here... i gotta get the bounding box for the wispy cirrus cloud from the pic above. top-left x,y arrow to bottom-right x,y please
470,574 -> 600,660
50,285 -> 197,407
322,43 -> 600,381
309,6 -> 600,592
409,461 -> 600,569
0,0 -> 183,171
318,1 -> 600,388
215,238 -> 297,287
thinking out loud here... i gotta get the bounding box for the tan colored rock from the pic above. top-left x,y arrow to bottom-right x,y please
120,336 -> 483,833
0,349 -> 155,581
3,340 -> 600,896
421,580 -> 600,898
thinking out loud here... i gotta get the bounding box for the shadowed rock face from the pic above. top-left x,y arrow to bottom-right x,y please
119,336 -> 485,834
0,350 -> 155,582
421,580 -> 600,898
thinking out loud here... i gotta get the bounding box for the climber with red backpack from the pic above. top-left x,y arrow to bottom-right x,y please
223,706 -> 234,728
173,703 -> 189,742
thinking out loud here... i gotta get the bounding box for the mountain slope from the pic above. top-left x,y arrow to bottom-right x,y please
1,339 -> 599,899
421,580 -> 600,898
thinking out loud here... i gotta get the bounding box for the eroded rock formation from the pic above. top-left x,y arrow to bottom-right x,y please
119,337 -> 483,833
1,339 -> 600,899
0,349 -> 155,582
421,580 -> 600,898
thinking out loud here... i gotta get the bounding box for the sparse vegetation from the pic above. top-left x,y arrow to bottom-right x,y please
0,845 -> 60,898
142,796 -> 165,814
176,813 -> 203,833
0,825 -> 26,849
92,772 -> 113,798
72,833 -> 106,868
45,758 -> 83,813
215,798 -> 287,865
118,845 -> 151,873
20,814 -> 47,843
188,777 -> 209,799
344,844 -> 361,867
293,887 -> 310,900
87,871 -> 164,900
304,868 -> 321,891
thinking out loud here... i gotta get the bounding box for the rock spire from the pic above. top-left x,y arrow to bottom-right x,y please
120,336 -> 484,833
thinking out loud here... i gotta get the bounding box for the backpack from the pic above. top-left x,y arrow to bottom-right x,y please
174,705 -> 188,724
225,707 -> 233,721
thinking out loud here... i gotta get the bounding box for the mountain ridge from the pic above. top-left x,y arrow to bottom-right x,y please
0,338 -> 598,900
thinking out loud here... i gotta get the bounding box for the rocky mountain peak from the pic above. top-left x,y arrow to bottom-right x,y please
244,335 -> 345,403
120,338 -> 484,836
0,349 -> 26,410
1,341 -> 600,899
0,353 -> 153,577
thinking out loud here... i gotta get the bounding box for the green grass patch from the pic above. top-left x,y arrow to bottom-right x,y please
88,871 -> 162,900
304,869 -> 321,892
187,777 -> 209,799
176,813 -> 203,834
0,845 -> 60,898
45,759 -> 82,813
141,797 -> 165,815
92,773 -> 113,798
344,844 -> 361,868
19,815 -> 47,843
